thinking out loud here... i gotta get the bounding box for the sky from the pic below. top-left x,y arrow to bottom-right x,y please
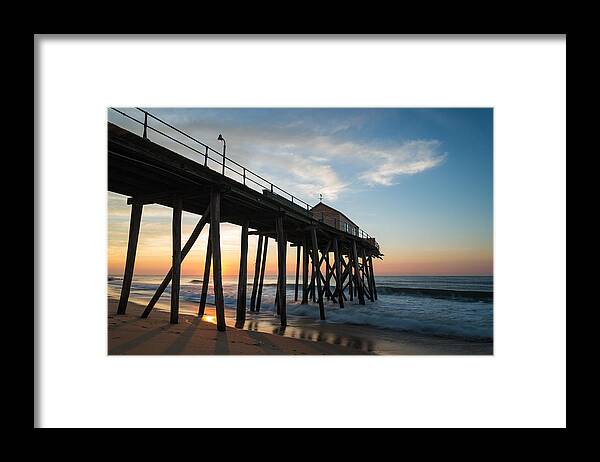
108,108 -> 493,276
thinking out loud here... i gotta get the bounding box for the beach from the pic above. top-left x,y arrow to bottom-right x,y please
108,298 -> 367,355
108,294 -> 493,355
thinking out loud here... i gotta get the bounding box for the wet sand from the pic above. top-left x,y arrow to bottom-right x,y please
108,296 -> 493,355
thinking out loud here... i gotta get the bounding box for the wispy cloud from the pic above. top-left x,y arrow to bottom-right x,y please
358,140 -> 447,186
286,162 -> 350,202
245,136 -> 446,194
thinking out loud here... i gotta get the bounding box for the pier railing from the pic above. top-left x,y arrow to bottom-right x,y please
315,214 -> 378,248
108,107 -> 378,248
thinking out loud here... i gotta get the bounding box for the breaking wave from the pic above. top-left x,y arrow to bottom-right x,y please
377,286 -> 492,302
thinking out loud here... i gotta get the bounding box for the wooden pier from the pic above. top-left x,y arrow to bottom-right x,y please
109,108 -> 383,331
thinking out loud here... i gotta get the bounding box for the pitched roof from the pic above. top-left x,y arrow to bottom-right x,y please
311,202 -> 359,228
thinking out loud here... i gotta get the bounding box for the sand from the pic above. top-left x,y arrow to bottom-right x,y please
108,298 -> 366,355
108,297 -> 493,355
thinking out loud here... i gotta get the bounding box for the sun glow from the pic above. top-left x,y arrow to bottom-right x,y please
202,315 -> 216,324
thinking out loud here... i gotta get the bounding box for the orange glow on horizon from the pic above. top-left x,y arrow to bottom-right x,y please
107,247 -> 492,277
108,193 -> 492,278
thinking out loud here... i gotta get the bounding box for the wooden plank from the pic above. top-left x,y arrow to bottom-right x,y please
352,240 -> 365,305
141,205 -> 210,318
249,234 -> 263,312
310,227 -> 325,320
198,234 -> 212,317
117,201 -> 143,315
126,189 -> 206,206
256,236 -> 269,312
210,189 -> 226,331
235,219 -> 249,327
170,197 -> 182,324
249,230 -> 275,236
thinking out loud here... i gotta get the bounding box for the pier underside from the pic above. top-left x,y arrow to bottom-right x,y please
108,121 -> 382,329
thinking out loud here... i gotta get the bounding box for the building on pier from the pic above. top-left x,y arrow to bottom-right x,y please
310,202 -> 379,250
311,202 -> 360,236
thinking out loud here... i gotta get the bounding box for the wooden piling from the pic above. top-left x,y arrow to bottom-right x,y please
326,258 -> 338,304
347,253 -> 354,301
141,205 -> 210,319
117,200 -> 143,315
312,241 -> 332,299
332,237 -> 344,308
310,252 -> 316,302
276,214 -> 287,326
341,256 -> 350,301
256,236 -> 268,312
210,189 -> 226,331
301,236 -> 309,304
249,234 -> 263,312
198,234 -> 212,317
361,248 -> 374,302
340,269 -> 349,290
310,227 -> 325,320
170,196 -> 182,324
316,256 -> 334,301
359,249 -> 369,300
324,250 -> 331,300
294,244 -> 301,301
274,226 -> 280,313
235,219 -> 249,327
368,255 -> 378,300
336,258 -> 349,302
352,240 -> 365,305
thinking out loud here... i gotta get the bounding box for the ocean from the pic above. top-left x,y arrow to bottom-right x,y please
108,275 -> 493,341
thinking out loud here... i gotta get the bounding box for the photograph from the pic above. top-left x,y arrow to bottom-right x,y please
36,35 -> 565,428
107,107 -> 493,355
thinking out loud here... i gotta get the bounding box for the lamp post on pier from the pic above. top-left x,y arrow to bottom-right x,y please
218,134 -> 226,175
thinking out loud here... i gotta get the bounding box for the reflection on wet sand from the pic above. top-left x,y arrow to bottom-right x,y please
244,318 -> 376,353
134,296 -> 493,355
